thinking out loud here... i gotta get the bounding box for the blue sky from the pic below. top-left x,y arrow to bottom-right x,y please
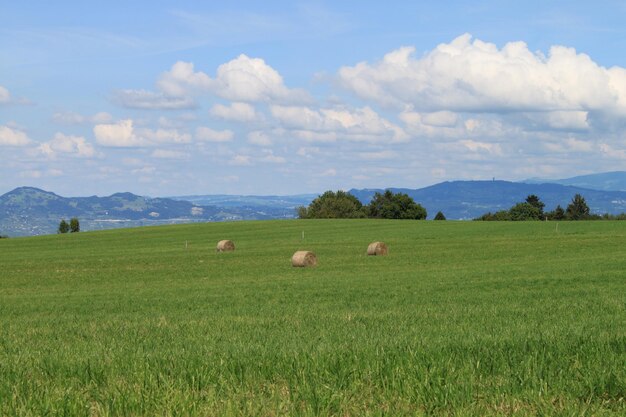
2,1 -> 626,196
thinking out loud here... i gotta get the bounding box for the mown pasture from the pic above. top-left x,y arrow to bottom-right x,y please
1,220 -> 625,416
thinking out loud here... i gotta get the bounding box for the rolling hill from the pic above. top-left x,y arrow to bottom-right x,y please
349,180 -> 626,219
523,171 -> 626,191
0,187 -> 300,237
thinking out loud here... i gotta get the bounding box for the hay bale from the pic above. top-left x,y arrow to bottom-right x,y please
216,240 -> 235,252
367,241 -> 388,256
291,251 -> 317,267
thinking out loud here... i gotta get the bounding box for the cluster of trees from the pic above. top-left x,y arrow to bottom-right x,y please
476,193 -> 602,221
58,218 -> 80,233
298,190 -> 428,220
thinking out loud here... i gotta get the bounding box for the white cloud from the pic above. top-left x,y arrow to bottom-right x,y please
113,89 -> 196,109
320,168 -> 337,176
600,143 -> 626,160
296,146 -> 320,157
94,120 -> 191,147
150,149 -> 189,159
53,111 -> 113,125
229,155 -> 252,165
209,102 -> 260,122
338,33 -> 626,116
247,130 -> 272,146
195,127 -> 234,142
94,119 -> 146,147
459,139 -> 503,155
544,137 -> 594,153
525,111 -> 590,130
139,128 -> 191,144
358,150 -> 399,160
132,166 -> 157,176
38,133 -> 97,158
421,111 -> 459,127
0,86 -> 11,103
270,105 -> 408,143
156,56 -> 310,103
259,150 -> 286,164
0,125 -> 31,146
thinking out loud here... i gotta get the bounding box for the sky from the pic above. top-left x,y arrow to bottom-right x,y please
2,0 -> 626,197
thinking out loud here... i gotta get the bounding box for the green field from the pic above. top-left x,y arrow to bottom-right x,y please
1,220 -> 625,416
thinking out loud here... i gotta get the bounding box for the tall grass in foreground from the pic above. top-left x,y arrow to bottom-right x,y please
1,220 -> 625,416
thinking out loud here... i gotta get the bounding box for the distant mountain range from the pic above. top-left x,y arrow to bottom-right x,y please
0,187 -> 303,237
349,180 -> 626,220
522,171 -> 626,191
2,171 -> 626,237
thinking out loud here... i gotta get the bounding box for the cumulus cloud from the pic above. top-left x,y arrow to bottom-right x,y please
459,140 -> 503,155
157,56 -> 310,103
195,127 -> 234,142
270,105 -> 408,143
338,33 -> 626,116
358,150 -> 399,160
0,125 -> 31,146
38,133 -> 97,158
229,155 -> 252,165
150,149 -> 190,159
94,119 -> 146,147
209,102 -> 260,122
113,89 -> 196,110
94,119 -> 190,147
259,150 -> 286,164
53,111 -> 113,125
140,128 -> 191,144
0,86 -> 11,103
247,130 -> 272,146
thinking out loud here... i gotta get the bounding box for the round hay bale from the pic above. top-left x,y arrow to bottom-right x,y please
367,241 -> 388,256
291,251 -> 317,267
216,240 -> 235,252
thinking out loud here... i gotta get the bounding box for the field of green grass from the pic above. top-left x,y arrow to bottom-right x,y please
1,220 -> 625,416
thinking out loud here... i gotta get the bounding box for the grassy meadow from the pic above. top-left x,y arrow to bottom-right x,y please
1,219 -> 625,416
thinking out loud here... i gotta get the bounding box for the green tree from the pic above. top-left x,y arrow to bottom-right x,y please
367,190 -> 427,220
525,195 -> 545,216
70,217 -> 80,233
58,219 -> 69,234
566,194 -> 590,220
300,190 -> 366,219
475,210 -> 511,221
509,202 -> 542,221
433,211 -> 446,220
546,205 -> 565,220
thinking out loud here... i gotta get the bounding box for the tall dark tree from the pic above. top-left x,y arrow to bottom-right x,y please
547,205 -> 565,221
525,195 -> 545,216
566,194 -> 590,220
58,219 -> 69,234
367,190 -> 427,220
434,211 -> 446,220
299,190 -> 366,219
70,217 -> 80,233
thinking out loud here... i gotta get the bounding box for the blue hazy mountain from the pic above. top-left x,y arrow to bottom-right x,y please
349,180 -> 626,220
0,187 -> 301,237
523,171 -> 626,192
4,176 -> 626,236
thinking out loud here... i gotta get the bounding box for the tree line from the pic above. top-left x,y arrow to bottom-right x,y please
298,190 -> 429,220
475,193 -> 626,221
58,218 -> 80,233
